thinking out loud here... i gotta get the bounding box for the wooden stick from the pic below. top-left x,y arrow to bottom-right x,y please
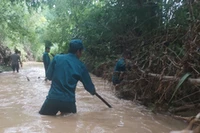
139,69 -> 200,85
95,92 -> 112,108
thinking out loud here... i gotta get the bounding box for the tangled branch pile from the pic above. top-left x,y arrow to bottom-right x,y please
94,19 -> 200,116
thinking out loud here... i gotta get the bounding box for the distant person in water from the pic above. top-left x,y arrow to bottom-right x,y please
39,39 -> 96,115
10,49 -> 22,73
42,46 -> 53,81
112,50 -> 132,85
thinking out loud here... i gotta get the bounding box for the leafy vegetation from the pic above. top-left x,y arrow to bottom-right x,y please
1,0 -> 200,114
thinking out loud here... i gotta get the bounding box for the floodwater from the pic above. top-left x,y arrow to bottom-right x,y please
0,62 -> 187,133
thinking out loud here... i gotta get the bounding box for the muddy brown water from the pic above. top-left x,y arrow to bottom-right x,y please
0,62 -> 187,133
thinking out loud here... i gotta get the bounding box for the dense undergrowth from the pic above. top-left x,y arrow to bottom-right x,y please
92,20 -> 200,117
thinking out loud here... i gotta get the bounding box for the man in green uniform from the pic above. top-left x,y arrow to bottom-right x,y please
112,50 -> 131,85
39,39 -> 96,115
43,46 -> 51,81
10,49 -> 22,73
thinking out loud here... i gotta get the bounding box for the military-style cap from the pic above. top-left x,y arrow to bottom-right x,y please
69,39 -> 84,51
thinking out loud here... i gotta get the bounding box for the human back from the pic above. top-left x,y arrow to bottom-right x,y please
10,49 -> 22,73
39,39 -> 96,116
47,53 -> 87,102
10,53 -> 20,65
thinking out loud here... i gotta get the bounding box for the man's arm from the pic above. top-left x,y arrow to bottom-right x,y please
43,53 -> 48,65
43,53 -> 50,70
46,57 -> 55,80
80,65 -> 96,95
18,56 -> 22,67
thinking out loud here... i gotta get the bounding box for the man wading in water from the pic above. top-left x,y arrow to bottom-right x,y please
39,39 -> 96,115
112,50 -> 132,85
43,46 -> 52,81
10,49 -> 22,73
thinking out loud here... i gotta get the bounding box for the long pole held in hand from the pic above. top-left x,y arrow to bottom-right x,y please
95,92 -> 112,108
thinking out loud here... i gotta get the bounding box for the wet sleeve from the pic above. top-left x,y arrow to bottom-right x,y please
80,65 -> 96,95
46,57 -> 56,80
43,54 -> 48,64
43,54 -> 46,65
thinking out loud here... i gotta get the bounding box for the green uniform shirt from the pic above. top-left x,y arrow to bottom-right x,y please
46,53 -> 96,102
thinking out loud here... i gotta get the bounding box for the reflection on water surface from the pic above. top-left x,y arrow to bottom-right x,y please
0,62 -> 186,133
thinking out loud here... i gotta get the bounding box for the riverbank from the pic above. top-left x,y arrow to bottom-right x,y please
0,65 -> 12,72
92,61 -> 200,119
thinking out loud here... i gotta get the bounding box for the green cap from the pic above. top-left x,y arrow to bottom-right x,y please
69,39 -> 84,53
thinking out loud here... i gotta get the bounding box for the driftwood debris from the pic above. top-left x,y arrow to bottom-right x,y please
93,12 -> 200,117
139,69 -> 200,85
171,114 -> 200,126
172,115 -> 194,122
170,104 -> 200,113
